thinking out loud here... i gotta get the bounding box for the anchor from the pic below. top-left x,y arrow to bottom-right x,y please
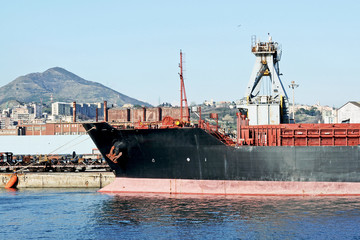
106,145 -> 122,164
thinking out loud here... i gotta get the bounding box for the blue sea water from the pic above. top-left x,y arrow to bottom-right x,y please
1,188 -> 360,240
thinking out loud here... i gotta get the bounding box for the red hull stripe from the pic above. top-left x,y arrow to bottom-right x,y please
99,177 -> 360,196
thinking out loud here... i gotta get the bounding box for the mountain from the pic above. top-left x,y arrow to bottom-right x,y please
0,67 -> 150,107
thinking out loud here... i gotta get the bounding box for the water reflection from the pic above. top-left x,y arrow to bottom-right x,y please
1,189 -> 360,239
95,194 -> 360,239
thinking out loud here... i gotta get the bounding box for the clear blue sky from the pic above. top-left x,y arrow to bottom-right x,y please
0,0 -> 359,108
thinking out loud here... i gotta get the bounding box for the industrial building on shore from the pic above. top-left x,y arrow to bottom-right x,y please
0,99 -> 359,136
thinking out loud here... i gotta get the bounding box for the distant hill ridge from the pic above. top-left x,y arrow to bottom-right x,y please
0,67 -> 150,107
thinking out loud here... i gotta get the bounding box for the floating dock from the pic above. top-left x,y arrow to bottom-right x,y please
0,172 -> 115,188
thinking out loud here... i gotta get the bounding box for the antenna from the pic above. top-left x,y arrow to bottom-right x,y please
179,50 -> 189,123
288,80 -> 299,122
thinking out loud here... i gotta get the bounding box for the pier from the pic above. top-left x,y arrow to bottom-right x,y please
0,172 -> 115,188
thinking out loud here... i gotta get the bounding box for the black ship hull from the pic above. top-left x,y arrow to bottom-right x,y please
84,122 -> 360,195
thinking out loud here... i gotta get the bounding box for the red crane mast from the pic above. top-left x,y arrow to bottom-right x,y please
179,50 -> 189,123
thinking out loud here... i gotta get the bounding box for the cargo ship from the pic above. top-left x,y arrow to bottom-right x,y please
84,36 -> 360,195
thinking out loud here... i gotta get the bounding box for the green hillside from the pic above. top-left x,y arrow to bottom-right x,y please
0,67 -> 150,108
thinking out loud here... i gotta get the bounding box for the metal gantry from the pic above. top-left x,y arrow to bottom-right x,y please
245,34 -> 287,101
241,34 -> 290,124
